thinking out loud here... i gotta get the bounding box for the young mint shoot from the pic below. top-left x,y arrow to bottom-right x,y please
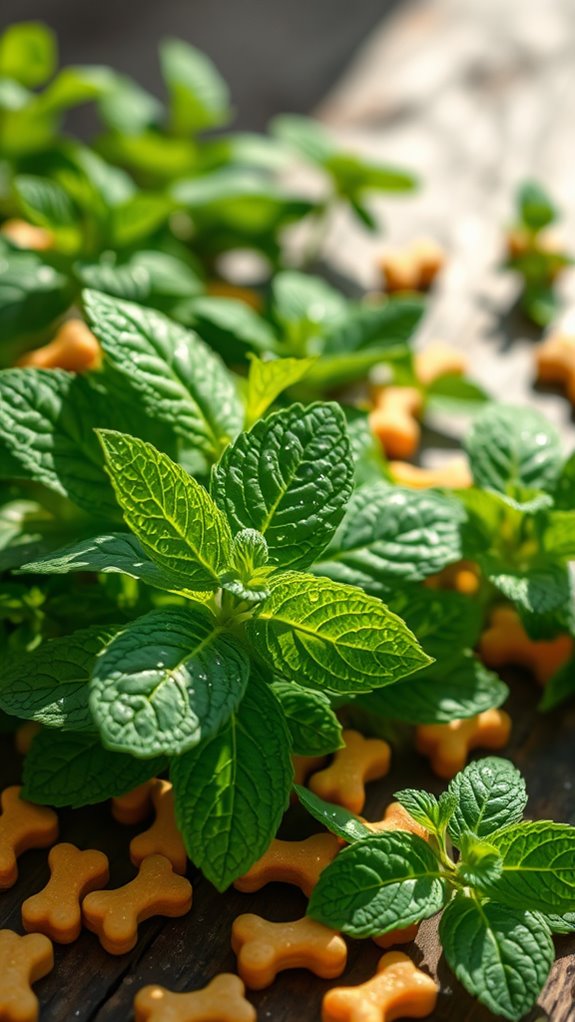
307,757 -> 575,1021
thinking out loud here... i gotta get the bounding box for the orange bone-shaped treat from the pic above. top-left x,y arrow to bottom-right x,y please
0,930 -> 54,1022
82,855 -> 192,955
22,843 -> 109,944
425,559 -> 480,595
535,331 -> 575,403
18,320 -> 101,373
322,950 -> 438,1022
134,974 -> 256,1022
234,833 -> 340,898
479,606 -> 573,685
380,238 -> 445,293
232,912 -> 347,989
0,218 -> 54,251
0,787 -> 59,890
416,708 -> 512,779
414,340 -> 468,387
130,780 -> 187,875
14,723 -> 42,756
111,781 -> 156,825
308,730 -> 391,814
389,457 -> 472,489
369,387 -> 423,459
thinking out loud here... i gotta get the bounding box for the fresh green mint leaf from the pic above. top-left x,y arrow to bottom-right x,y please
538,656 -> 575,711
425,373 -> 489,415
22,730 -> 165,808
160,38 -> 230,135
544,911 -> 575,934
447,756 -> 527,844
440,894 -> 554,1021
271,681 -> 343,755
98,431 -> 232,591
84,290 -> 242,466
321,296 -> 424,358
0,625 -> 119,731
518,180 -> 557,232
171,671 -> 292,890
393,789 -> 456,834
178,296 -> 277,362
478,820 -> 575,913
550,451 -> 575,510
14,175 -> 78,235
542,511 -> 575,558
387,588 -> 482,661
212,402 -> 353,570
247,571 -> 431,694
294,785 -> 371,843
270,114 -> 336,165
361,652 -> 507,725
308,830 -> 448,937
244,355 -> 316,427
456,834 -> 503,886
464,403 -> 562,493
0,22 -> 56,88
19,532 -> 211,599
313,483 -> 462,595
270,271 -> 346,351
91,606 -> 249,758
0,251 -> 73,345
487,560 -> 571,620
0,370 -> 117,516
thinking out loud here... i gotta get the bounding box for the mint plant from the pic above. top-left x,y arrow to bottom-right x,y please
305,757 -> 575,1021
0,300 -> 432,888
506,180 -> 572,325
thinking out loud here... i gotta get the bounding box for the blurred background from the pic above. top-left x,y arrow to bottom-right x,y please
0,0 -> 399,129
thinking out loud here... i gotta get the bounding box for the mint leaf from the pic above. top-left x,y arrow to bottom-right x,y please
180,296 -> 277,362
321,296 -> 424,357
0,22 -> 56,87
14,175 -> 78,234
0,625 -> 119,731
538,657 -> 575,711
447,757 -> 527,844
550,452 -> 575,510
98,431 -> 232,591
19,533 -> 208,597
0,370 -> 116,516
160,38 -> 230,134
314,484 -> 462,595
91,606 -> 249,757
270,271 -> 346,350
542,511 -> 575,558
544,912 -> 575,934
171,672 -> 292,890
308,830 -> 448,937
518,180 -> 557,231
22,730 -> 165,808
360,652 -> 507,725
440,894 -> 553,1021
388,588 -> 482,661
248,571 -> 431,694
84,290 -> 242,467
271,681 -> 343,755
294,786 -> 371,843
245,355 -> 316,427
464,403 -> 562,493
478,820 -> 575,913
393,789 -> 456,834
212,402 -> 353,570
487,560 -> 571,619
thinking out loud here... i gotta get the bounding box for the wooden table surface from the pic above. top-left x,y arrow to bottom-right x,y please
2,0 -> 575,1017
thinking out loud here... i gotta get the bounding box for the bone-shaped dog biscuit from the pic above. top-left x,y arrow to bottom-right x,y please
425,559 -> 480,595
292,754 -> 327,787
389,457 -> 472,489
479,605 -> 573,685
322,951 -> 438,1022
82,854 -> 192,954
232,912 -> 347,989
379,238 -> 445,293
370,387 -> 423,459
130,780 -> 187,874
0,929 -> 54,1022
22,843 -> 109,944
535,330 -> 575,403
416,708 -> 511,779
111,780 -> 156,825
0,219 -> 53,251
134,974 -> 256,1022
0,787 -> 58,889
18,320 -> 101,373
309,730 -> 391,814
234,833 -> 340,898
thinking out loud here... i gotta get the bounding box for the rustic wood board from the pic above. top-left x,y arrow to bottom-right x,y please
2,0 -> 575,1018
